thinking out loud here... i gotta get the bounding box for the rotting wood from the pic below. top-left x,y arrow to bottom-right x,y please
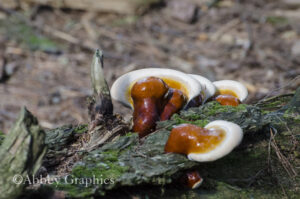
0,107 -> 47,199
2,89 -> 299,198
25,87 -> 299,198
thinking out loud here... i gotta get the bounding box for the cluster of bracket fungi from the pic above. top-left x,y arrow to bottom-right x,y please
111,68 -> 248,189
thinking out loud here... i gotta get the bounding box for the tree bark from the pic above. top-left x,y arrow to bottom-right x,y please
0,108 -> 47,199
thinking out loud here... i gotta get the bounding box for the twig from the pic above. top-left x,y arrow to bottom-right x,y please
254,75 -> 300,106
269,128 -> 297,178
241,14 -> 254,58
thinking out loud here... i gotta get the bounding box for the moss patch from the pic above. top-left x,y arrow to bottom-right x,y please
180,102 -> 248,120
74,125 -> 88,134
55,148 -> 129,197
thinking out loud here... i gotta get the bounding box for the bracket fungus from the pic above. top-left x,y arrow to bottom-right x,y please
189,74 -> 216,102
111,68 -> 202,109
111,68 -> 247,140
131,77 -> 169,137
111,68 -> 205,137
213,80 -> 248,106
160,88 -> 187,121
180,171 -> 203,189
165,120 -> 243,162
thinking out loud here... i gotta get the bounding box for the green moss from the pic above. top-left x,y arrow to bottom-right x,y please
74,125 -> 88,134
204,102 -> 247,116
283,109 -> 300,121
179,102 -> 248,121
77,150 -> 128,179
172,114 -> 209,127
125,132 -> 134,137
262,101 -> 285,111
72,162 -> 127,183
158,101 -> 260,132
55,150 -> 129,197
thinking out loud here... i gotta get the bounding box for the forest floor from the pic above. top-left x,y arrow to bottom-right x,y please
0,0 -> 299,133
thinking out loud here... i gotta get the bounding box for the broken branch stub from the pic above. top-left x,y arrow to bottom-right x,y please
85,50 -> 128,151
89,49 -> 113,119
0,107 -> 47,199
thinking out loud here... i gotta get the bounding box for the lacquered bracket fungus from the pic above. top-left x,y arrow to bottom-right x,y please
111,68 -> 203,136
111,68 -> 247,138
160,88 -> 187,121
109,67 -> 246,189
131,77 -> 169,137
189,74 -> 216,102
180,171 -> 203,189
111,68 -> 202,109
213,80 -> 248,106
165,120 -> 243,162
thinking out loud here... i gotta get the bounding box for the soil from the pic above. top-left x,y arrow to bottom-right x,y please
0,0 -> 299,133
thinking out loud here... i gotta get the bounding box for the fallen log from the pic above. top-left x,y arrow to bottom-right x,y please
30,87 -> 299,198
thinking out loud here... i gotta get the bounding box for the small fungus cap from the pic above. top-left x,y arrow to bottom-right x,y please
188,120 -> 243,162
213,80 -> 248,102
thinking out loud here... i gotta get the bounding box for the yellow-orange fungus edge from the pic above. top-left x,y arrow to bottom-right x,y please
164,124 -> 226,155
218,89 -> 238,98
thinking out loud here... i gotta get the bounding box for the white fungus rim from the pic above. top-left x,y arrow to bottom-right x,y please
189,74 -> 216,102
213,80 -> 248,102
111,68 -> 202,109
187,120 -> 243,162
192,178 -> 203,189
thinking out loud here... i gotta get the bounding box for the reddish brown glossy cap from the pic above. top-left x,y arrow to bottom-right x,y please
164,124 -> 225,155
215,94 -> 240,106
131,77 -> 169,100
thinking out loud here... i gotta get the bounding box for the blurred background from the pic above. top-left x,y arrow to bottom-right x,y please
0,0 -> 299,133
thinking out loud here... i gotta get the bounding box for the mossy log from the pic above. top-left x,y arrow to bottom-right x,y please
37,87 -> 299,198
0,108 -> 47,199
1,88 -> 299,199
